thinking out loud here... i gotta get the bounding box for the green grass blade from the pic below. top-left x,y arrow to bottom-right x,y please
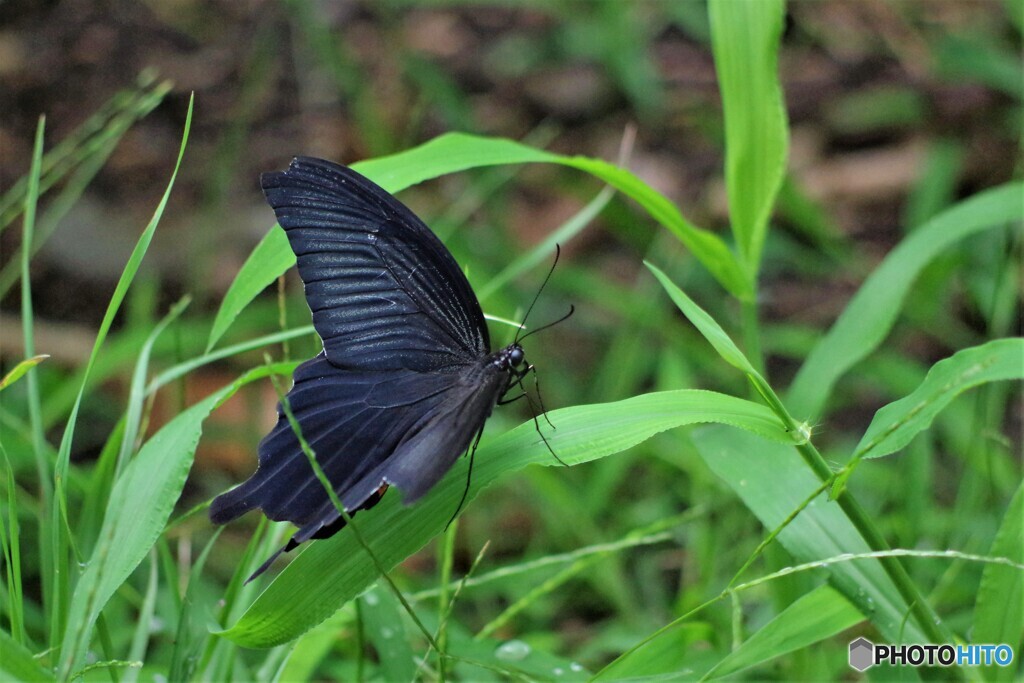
0,355 -> 49,392
116,296 -> 191,480
52,95 -> 194,484
709,0 -> 788,278
787,182 -> 1024,420
0,628 -> 55,682
150,328 -> 311,396
855,339 -> 1024,460
2,447 -> 26,644
167,529 -> 222,683
59,391 -> 223,677
57,364 -> 275,678
44,98 -> 192,661
120,551 -> 158,683
22,116 -> 61,659
702,585 -> 863,680
692,426 -> 928,645
973,482 -> 1023,683
219,389 -> 796,647
208,133 -> 751,348
647,262 -> 757,376
646,262 -> 802,435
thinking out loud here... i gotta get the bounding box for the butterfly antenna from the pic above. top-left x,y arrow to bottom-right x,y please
514,244 -> 562,344
517,304 -> 575,343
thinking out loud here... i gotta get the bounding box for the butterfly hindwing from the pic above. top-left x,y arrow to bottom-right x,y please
261,158 -> 489,371
208,354 -> 510,543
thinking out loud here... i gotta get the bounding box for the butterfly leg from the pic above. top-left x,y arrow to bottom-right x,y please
525,364 -> 556,431
523,389 -> 568,467
446,425 -> 486,530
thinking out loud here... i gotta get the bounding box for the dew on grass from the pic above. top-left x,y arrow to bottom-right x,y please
495,639 -> 531,661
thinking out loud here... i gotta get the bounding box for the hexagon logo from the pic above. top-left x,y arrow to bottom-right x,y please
849,637 -> 874,672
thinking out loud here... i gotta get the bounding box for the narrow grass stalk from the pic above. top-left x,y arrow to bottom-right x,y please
1,447 -> 26,644
436,520 -> 458,682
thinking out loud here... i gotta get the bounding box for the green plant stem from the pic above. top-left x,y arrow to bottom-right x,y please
740,298 -> 764,377
791,437 -> 954,648
436,521 -> 457,682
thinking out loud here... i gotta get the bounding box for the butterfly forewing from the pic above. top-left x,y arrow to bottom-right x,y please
261,158 -> 489,371
210,157 -> 530,580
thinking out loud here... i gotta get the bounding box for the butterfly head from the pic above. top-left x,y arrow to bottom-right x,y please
495,343 -> 527,373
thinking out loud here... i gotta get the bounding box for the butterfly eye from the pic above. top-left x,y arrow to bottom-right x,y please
509,346 -> 525,367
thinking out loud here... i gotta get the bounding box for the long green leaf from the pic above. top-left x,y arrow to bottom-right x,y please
973,482 -> 1023,683
0,629 -> 55,682
787,182 -> 1024,419
709,0 -> 788,277
219,389 -> 796,647
703,585 -> 863,679
207,133 -> 750,349
48,98 -> 192,660
855,338 -> 1024,460
57,364 -> 279,677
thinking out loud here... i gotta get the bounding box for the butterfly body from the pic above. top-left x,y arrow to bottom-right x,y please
209,157 -> 534,578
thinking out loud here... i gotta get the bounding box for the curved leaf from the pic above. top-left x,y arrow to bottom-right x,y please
786,182 -> 1024,419
219,389 -> 796,648
58,364 -> 290,677
207,133 -> 749,349
856,338 -> 1024,459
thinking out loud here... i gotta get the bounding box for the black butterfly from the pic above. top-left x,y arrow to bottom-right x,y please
209,157 -> 561,579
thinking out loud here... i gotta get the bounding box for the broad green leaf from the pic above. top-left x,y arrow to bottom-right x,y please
709,0 -> 788,278
206,226 -> 295,352
703,585 -> 864,679
0,355 -> 49,391
787,182 -> 1024,419
855,339 -> 1024,459
219,389 -> 796,647
58,364 -> 283,677
974,482 -> 1023,683
208,133 -> 750,348
693,426 -> 928,645
0,629 -> 55,682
